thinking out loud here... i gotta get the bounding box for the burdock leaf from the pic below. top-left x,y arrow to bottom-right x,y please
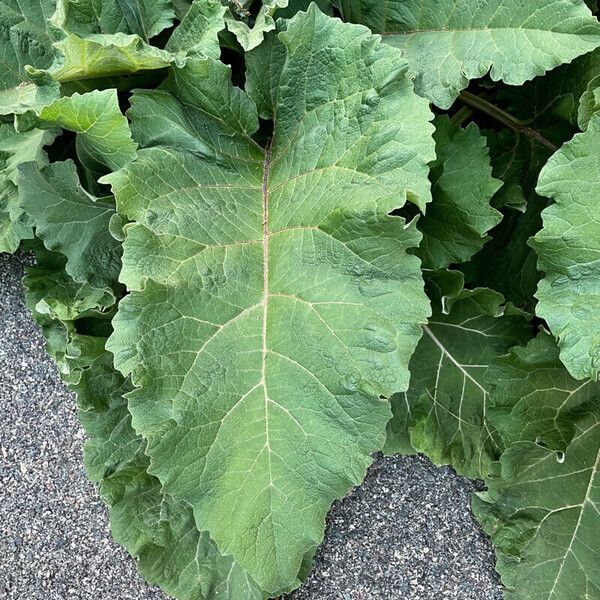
337,0 -> 600,108
475,409 -> 600,600
23,245 -> 265,600
0,0 -> 59,114
418,116 -> 502,269
32,89 -> 138,171
0,123 -> 54,252
104,7 -> 435,594
486,331 -> 600,450
534,114 -> 600,380
18,160 -> 121,291
385,270 -> 532,478
56,0 -> 175,40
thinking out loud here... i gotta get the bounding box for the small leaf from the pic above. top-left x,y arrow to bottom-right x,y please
225,0 -> 289,51
0,123 -> 54,252
165,0 -> 226,58
28,89 -> 138,171
418,116 -> 502,269
19,160 -> 122,292
578,74 -> 600,129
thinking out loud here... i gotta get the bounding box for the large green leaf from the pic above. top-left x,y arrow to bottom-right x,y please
104,7 -> 435,594
337,0 -> 600,108
475,409 -> 600,600
0,0 -> 59,113
418,116 -> 502,269
486,331 -> 600,450
385,270 -> 532,478
0,123 -> 53,252
533,114 -> 600,380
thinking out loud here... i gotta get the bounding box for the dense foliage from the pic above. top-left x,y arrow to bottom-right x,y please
3,1 -> 600,598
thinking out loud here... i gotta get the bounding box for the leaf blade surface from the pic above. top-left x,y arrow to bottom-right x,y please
105,7 -> 435,593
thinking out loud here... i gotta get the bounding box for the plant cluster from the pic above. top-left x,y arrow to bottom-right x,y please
2,1 -> 600,598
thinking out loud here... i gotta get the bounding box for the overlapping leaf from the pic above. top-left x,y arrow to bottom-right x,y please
418,116 -> 502,269
385,270 -> 532,478
578,74 -> 600,129
104,7 -> 435,594
47,0 -> 174,84
336,0 -> 600,108
34,89 -> 137,170
460,81 -> 569,312
26,0 -> 226,96
460,126 -> 552,313
18,160 -> 122,291
0,123 -> 54,252
3,88 -> 136,254
486,331 -> 600,449
165,0 -> 226,59
534,114 -> 600,380
225,0 -> 288,51
57,0 -> 174,40
475,409 -> 600,600
0,0 -> 59,114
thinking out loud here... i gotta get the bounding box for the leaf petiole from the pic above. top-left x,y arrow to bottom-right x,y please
458,91 -> 558,152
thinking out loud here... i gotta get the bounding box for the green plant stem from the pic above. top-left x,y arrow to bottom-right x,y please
459,91 -> 558,152
450,105 -> 474,128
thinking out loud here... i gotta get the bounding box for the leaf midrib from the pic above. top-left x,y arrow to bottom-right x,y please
382,27 -> 600,36
261,140 -> 272,479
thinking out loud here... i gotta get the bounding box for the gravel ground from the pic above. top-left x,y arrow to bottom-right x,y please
0,251 -> 504,600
